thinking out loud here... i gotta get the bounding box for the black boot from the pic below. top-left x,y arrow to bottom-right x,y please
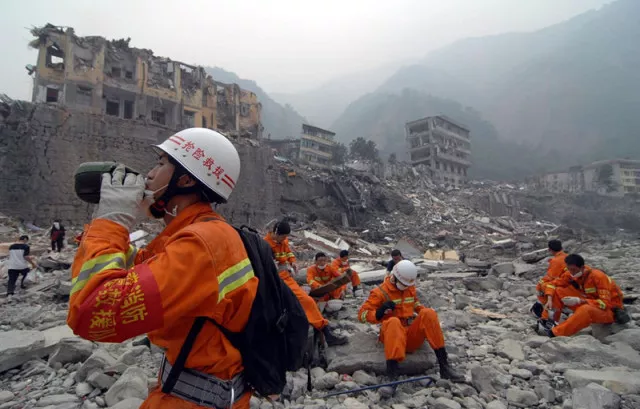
132,336 -> 151,348
434,348 -> 464,383
530,302 -> 543,318
322,327 -> 348,346
386,359 -> 399,378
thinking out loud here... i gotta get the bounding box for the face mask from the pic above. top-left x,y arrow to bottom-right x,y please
395,281 -> 409,291
317,264 -> 327,270
53,222 -> 60,229
571,271 -> 583,279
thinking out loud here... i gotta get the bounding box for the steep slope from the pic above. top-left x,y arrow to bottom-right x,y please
376,0 -> 640,157
332,89 -> 565,180
204,67 -> 307,138
271,62 -> 403,129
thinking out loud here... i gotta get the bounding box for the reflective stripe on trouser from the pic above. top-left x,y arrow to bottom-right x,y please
158,356 -> 246,409
380,308 -> 445,361
71,252 -> 126,295
552,303 -> 614,337
279,271 -> 328,330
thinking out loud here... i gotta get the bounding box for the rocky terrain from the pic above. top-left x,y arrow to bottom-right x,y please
2,194 -> 640,409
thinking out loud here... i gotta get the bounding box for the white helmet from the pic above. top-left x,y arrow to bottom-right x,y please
326,299 -> 344,312
154,128 -> 240,201
392,260 -> 418,287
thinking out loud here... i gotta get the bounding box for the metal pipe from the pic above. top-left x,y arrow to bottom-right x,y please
322,375 -> 436,398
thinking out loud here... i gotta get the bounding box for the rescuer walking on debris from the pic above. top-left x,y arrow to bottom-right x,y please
530,239 -> 568,327
331,249 -> 363,297
537,254 -> 626,338
265,221 -> 348,346
358,260 -> 464,382
50,219 -> 66,252
6,235 -> 37,296
67,128 -> 259,409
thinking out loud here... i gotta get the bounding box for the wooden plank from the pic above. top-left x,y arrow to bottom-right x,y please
308,273 -> 351,298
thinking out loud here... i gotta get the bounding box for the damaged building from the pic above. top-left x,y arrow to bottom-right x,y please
28,24 -> 262,138
406,115 -> 471,187
299,124 -> 336,167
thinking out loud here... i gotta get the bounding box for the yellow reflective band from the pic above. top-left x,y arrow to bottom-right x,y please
585,287 -> 597,293
71,252 -> 126,296
125,245 -> 138,269
286,253 -> 295,258
391,297 -> 415,304
597,299 -> 606,310
547,285 -> 556,289
360,311 -> 368,323
315,276 -> 331,281
218,258 -> 255,302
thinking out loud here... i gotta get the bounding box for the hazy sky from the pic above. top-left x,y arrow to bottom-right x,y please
0,0 -> 614,100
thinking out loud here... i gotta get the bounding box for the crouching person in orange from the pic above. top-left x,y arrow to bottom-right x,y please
307,252 -> 344,302
537,254 -> 624,338
331,250 -> 363,297
67,128 -> 258,409
265,222 -> 348,346
531,239 -> 568,326
357,260 -> 464,382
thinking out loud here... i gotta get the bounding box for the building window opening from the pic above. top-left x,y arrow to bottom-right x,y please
183,110 -> 195,127
124,100 -> 134,119
125,70 -> 133,79
202,116 -> 207,128
152,110 -> 166,125
106,100 -> 120,117
46,87 -> 59,103
111,67 -> 122,78
46,45 -> 65,70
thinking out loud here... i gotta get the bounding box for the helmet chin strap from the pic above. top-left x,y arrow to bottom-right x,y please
148,170 -> 202,219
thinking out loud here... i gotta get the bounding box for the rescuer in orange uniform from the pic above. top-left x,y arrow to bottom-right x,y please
530,240 -> 568,325
537,254 -> 624,338
67,128 -> 259,409
358,260 -> 464,382
264,221 -> 348,346
331,250 -> 363,297
307,252 -> 345,302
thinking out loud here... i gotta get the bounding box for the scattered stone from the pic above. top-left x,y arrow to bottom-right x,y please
606,329 -> 640,351
433,397 -> 461,409
341,398 -> 368,409
490,262 -> 514,276
572,382 -> 621,409
486,401 -> 507,409
107,397 -> 145,409
506,387 -> 538,406
75,382 -> 93,397
540,336 -> 640,369
534,381 -> 556,402
0,391 -> 14,404
509,367 -> 533,380
565,369 -> 640,394
462,276 -> 503,292
315,372 -> 340,390
48,338 -> 94,366
76,350 -> 117,382
351,370 -> 377,386
104,366 -> 149,407
496,339 -> 525,361
87,371 -> 116,390
36,393 -> 80,407
454,294 -> 472,310
0,330 -> 46,372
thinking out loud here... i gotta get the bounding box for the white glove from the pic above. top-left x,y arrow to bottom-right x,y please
561,296 -> 583,307
94,164 -> 148,231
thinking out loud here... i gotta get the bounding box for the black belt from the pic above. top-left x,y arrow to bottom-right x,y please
159,356 -> 246,408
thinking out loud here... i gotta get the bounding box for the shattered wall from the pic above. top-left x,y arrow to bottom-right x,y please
0,102 -> 328,227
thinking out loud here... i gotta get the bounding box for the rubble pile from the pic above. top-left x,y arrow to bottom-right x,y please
2,179 -> 640,408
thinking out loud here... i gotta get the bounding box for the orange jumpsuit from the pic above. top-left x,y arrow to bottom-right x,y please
264,233 -> 328,330
536,251 -> 568,321
547,266 -> 623,337
307,264 -> 344,301
68,203 -> 258,409
358,277 -> 445,361
331,258 -> 361,289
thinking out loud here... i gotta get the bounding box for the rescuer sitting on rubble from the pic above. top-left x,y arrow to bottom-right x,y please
530,239 -> 568,328
67,128 -> 259,409
537,254 -> 625,338
265,221 -> 348,346
307,252 -> 347,312
385,249 -> 404,275
331,249 -> 363,297
358,260 -> 464,382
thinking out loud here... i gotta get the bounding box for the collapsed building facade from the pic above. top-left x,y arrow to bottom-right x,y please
406,115 -> 471,187
28,24 -> 262,138
531,158 -> 640,196
299,124 -> 336,167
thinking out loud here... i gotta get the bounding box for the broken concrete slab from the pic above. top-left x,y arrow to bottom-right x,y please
489,262 -> 515,276
104,366 -> 149,407
540,335 -> 640,369
0,330 -> 46,372
393,238 -> 422,259
565,369 -> 640,394
572,382 -> 621,409
462,275 -> 503,292
521,249 -> 548,264
48,337 -> 94,366
326,332 -> 435,375
358,269 -> 388,284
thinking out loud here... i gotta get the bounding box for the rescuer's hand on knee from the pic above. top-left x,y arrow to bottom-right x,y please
95,164 -> 146,231
561,296 -> 583,307
375,301 -> 396,321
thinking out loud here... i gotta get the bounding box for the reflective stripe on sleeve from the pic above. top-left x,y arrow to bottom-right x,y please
217,258 -> 255,302
71,252 -> 126,296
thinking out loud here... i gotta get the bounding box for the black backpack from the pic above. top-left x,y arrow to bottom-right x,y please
162,222 -> 310,397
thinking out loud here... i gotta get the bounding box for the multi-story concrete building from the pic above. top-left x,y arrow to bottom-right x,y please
299,124 -> 336,167
28,24 -> 262,138
406,115 -> 471,186
533,159 -> 640,195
